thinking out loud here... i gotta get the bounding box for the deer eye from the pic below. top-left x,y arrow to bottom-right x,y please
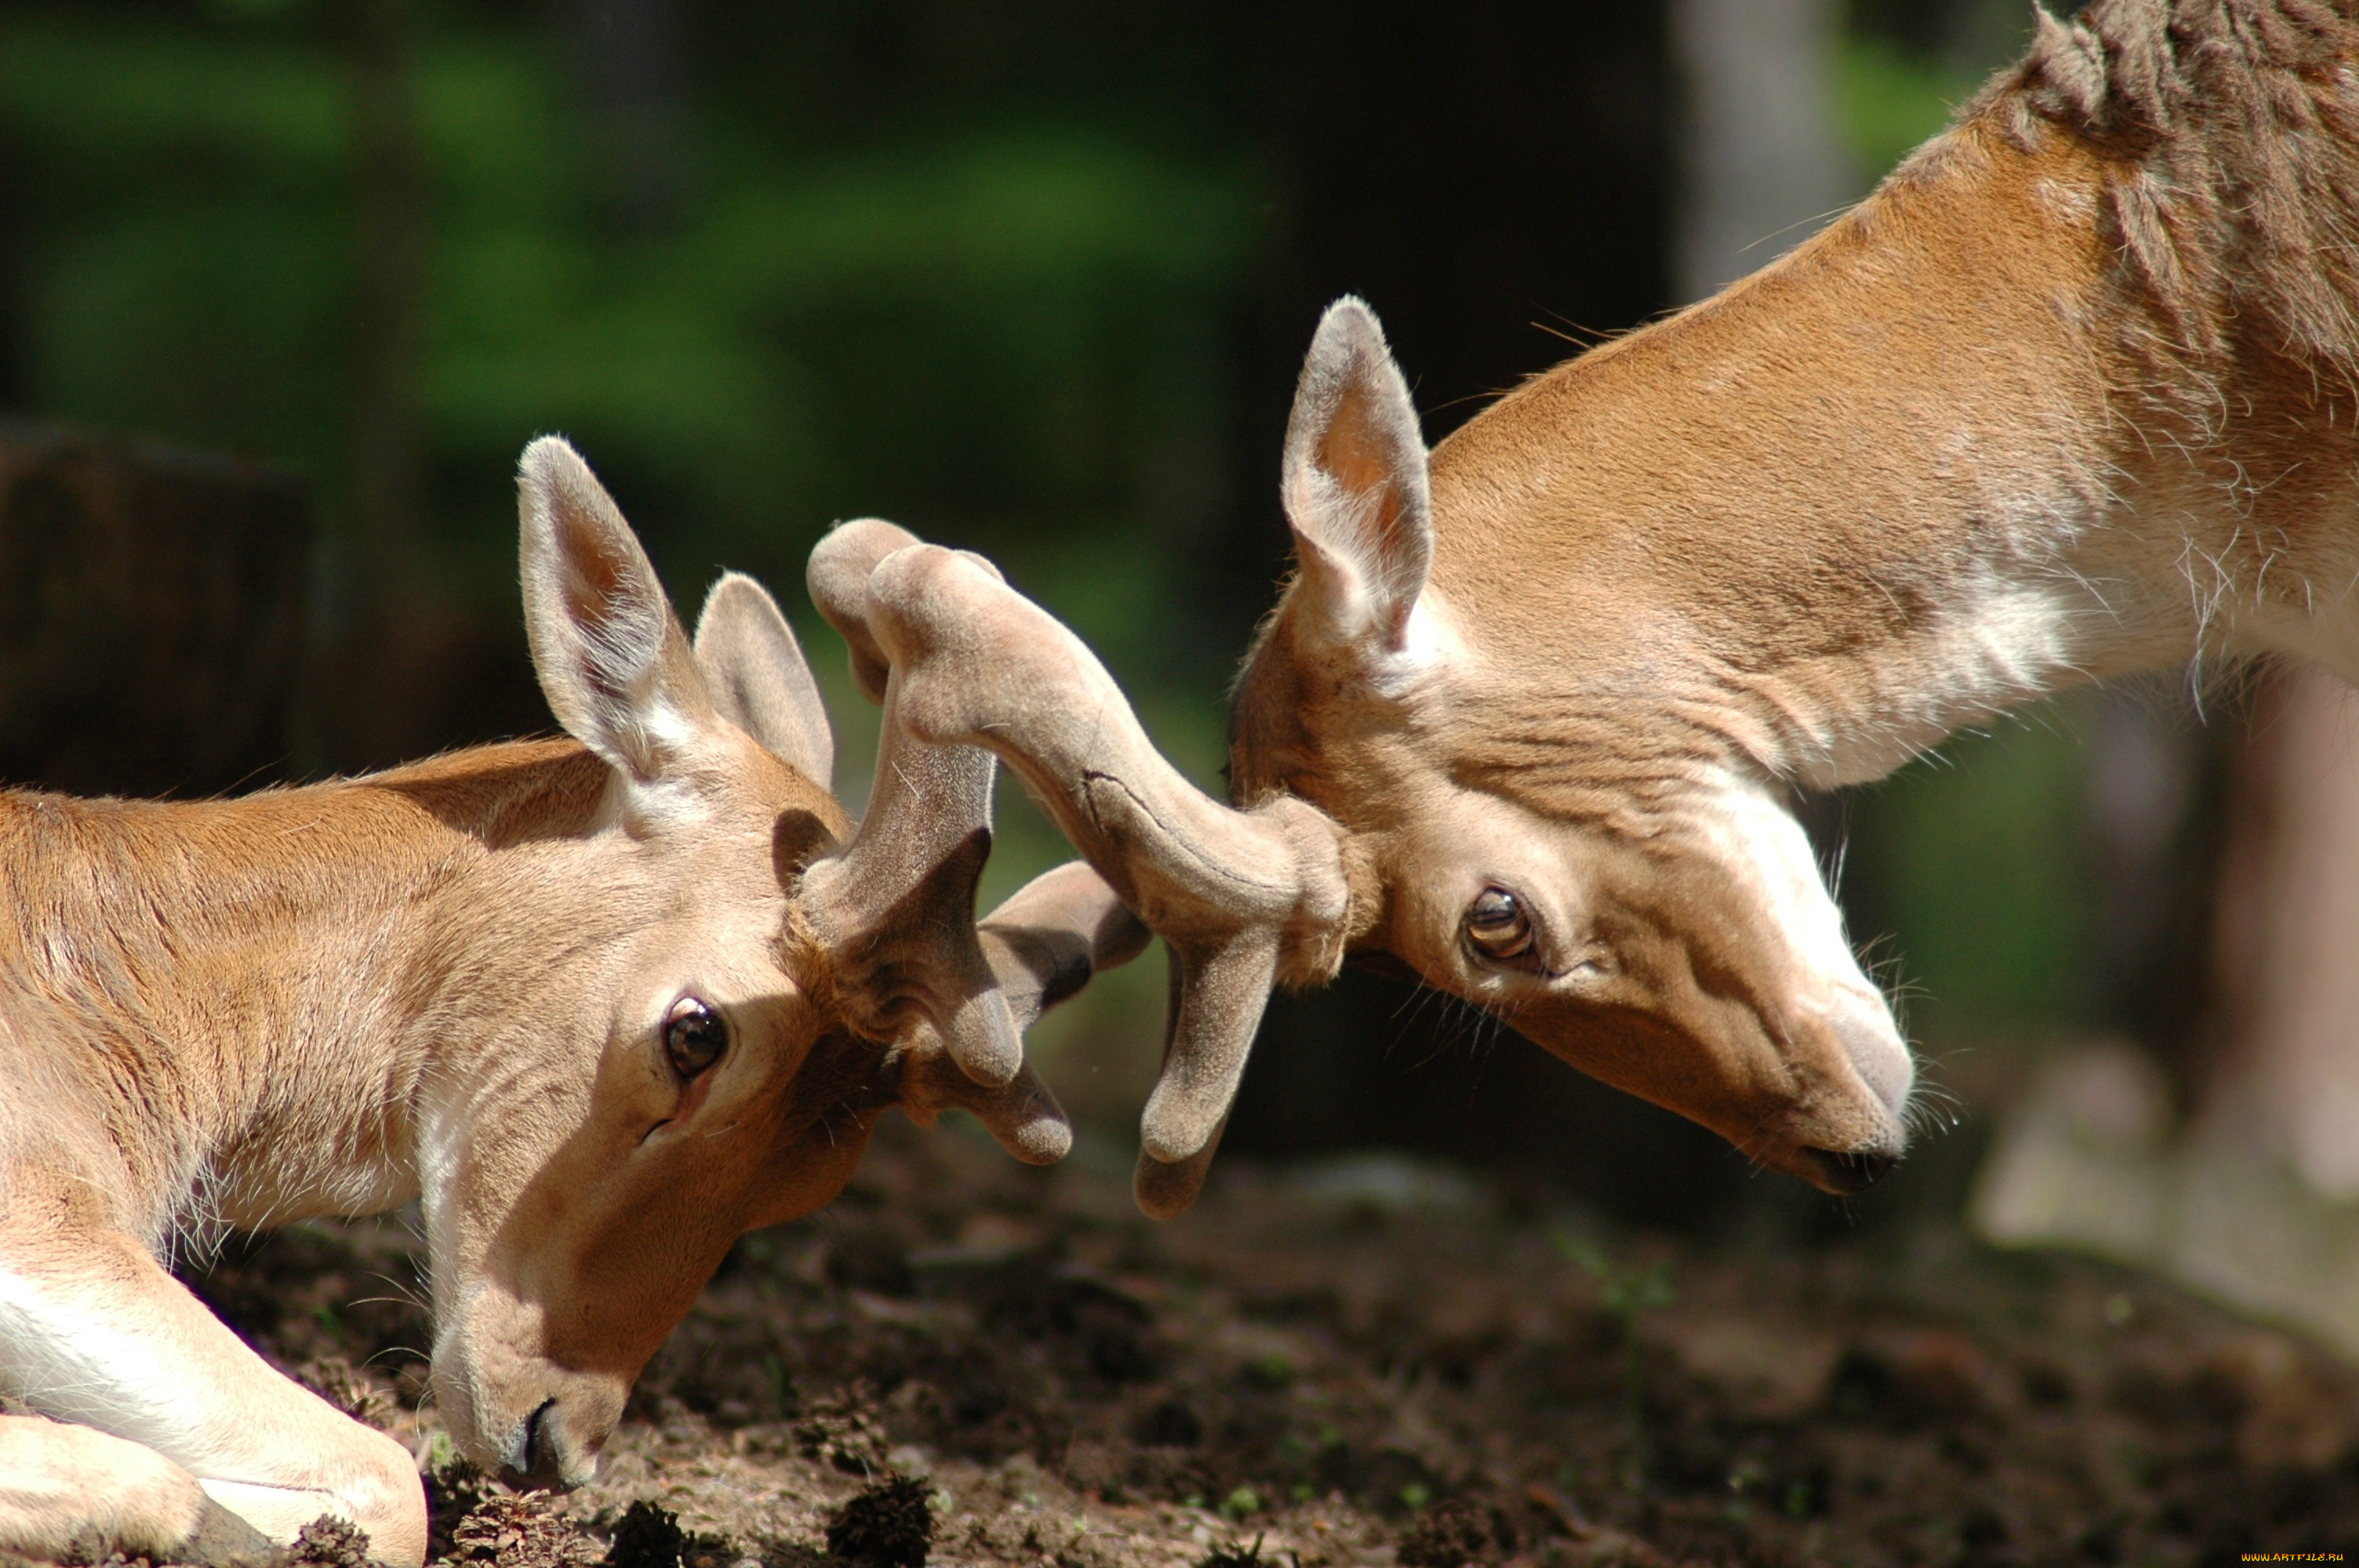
1463,885 -> 1535,962
662,997 -> 729,1079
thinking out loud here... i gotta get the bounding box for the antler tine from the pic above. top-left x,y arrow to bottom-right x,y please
823,833 -> 1152,1171
791,863 -> 1149,1181
808,519 -> 918,702
901,861 -> 1154,1166
895,1048 -> 1074,1164
979,858 -> 1151,1032
860,544 -> 1351,1218
794,524 -> 1023,1090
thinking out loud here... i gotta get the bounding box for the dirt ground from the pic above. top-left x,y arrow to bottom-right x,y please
169,1118 -> 2359,1568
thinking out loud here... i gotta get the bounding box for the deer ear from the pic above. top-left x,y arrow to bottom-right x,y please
693,572 -> 835,788
1281,296 -> 1434,656
518,436 -> 716,784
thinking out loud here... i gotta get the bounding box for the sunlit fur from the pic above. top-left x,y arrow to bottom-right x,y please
0,443 -> 1088,1563
1233,0 -> 2359,1189
0,731 -> 873,1560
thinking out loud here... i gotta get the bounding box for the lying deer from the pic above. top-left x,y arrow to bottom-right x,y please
818,0 -> 2357,1215
0,438 -> 1143,1563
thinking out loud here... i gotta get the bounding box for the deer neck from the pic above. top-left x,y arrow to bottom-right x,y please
0,740 -> 614,1243
1426,112 -> 2354,795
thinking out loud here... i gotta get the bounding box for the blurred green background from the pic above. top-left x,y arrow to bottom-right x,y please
0,0 -> 2151,1225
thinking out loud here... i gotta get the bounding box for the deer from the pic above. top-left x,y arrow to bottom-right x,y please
803,0 -> 2359,1218
0,438 -> 1146,1565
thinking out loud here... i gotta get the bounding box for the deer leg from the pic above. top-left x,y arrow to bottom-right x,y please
0,1195 -> 426,1566
0,1415 -> 277,1565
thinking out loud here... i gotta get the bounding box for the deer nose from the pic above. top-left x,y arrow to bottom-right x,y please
499,1399 -> 570,1490
1798,1145 -> 1899,1194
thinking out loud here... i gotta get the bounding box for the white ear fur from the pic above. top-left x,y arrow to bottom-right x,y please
1280,296 -> 1434,655
694,571 -> 835,788
518,435 -> 713,783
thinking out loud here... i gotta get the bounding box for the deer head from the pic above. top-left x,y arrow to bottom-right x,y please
1232,301 -> 1914,1197
427,439 -> 1143,1486
810,300 -> 1911,1218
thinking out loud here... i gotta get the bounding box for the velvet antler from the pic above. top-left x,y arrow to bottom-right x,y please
808,522 -> 1348,1216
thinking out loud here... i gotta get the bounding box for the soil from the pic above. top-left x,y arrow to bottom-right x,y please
159,1120 -> 2359,1568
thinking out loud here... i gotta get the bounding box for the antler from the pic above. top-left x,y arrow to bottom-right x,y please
897,860 -> 1152,1161
806,519 -> 905,705
976,858 -> 1151,1029
794,524 -> 1023,1091
817,529 -> 1350,1217
769,861 -> 1153,1205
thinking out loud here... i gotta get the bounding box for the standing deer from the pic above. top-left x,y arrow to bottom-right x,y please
0,439 -> 1143,1564
815,0 -> 2359,1216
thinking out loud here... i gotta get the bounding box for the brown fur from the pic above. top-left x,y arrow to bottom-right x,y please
1,734 -> 852,1564
1221,0 -> 2359,1193
1996,0 -> 2359,387
556,0 -> 2359,1224
0,744 -> 610,1238
0,442 -> 1126,1563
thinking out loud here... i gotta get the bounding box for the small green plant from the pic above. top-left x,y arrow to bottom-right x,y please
762,1353 -> 791,1416
1555,1233 -> 1674,1487
1219,1488 -> 1262,1520
1244,1352 -> 1295,1390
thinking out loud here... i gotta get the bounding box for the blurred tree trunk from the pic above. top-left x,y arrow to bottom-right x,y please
0,420 -> 308,797
307,0 -> 443,773
347,0 -> 427,604
1976,667 -> 2359,1356
1670,0 -> 1854,302
2197,667 -> 2359,1197
304,0 -> 678,777
0,120 -> 24,413
2085,683 -> 2232,1069
556,0 -> 689,234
